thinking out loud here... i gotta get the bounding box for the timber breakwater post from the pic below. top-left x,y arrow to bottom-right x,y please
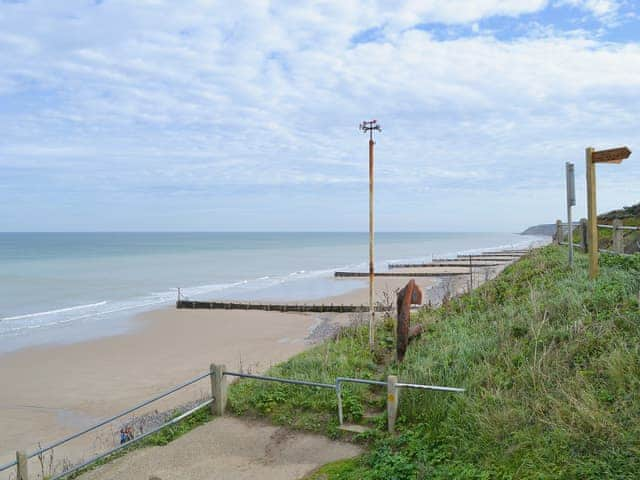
176,300 -> 391,313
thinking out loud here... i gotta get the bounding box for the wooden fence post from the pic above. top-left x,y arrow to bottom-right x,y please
387,375 -> 398,434
554,220 -> 562,245
612,219 -> 624,254
16,450 -> 28,480
580,218 -> 588,252
210,364 -> 227,416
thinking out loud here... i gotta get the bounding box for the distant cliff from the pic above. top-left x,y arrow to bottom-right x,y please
520,224 -> 555,236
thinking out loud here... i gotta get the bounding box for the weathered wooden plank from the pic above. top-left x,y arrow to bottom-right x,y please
388,262 -> 502,268
334,271 -> 469,278
176,301 -> 389,313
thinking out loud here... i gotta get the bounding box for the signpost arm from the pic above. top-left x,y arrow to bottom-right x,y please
586,147 -> 598,279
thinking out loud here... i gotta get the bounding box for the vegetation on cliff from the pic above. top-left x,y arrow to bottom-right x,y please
229,246 -> 640,479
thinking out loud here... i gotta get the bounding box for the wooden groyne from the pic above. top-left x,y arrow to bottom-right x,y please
176,300 -> 389,313
432,257 -> 515,263
482,250 -> 530,254
388,262 -> 502,269
334,271 -> 469,278
457,253 -> 524,258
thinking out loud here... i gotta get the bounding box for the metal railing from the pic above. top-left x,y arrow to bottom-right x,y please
4,369 -> 466,479
1,371 -> 210,478
221,372 -> 465,426
396,382 -> 465,393
223,371 -> 335,389
49,399 -> 212,480
336,377 -> 386,425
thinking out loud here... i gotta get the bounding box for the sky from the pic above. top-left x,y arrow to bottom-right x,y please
1,0 -> 639,232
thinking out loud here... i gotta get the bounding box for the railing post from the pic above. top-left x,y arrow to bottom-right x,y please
612,219 -> 624,253
16,451 -> 28,480
580,218 -> 588,252
554,220 -> 562,245
336,380 -> 344,425
210,364 -> 227,416
387,375 -> 398,434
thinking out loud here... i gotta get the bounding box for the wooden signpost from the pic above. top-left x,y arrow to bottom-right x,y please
591,147 -> 631,165
586,146 -> 632,279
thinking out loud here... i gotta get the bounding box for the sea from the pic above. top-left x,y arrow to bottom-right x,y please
0,232 -> 548,353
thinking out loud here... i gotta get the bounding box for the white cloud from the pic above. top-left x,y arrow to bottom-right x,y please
557,0 -> 620,16
0,0 -> 638,230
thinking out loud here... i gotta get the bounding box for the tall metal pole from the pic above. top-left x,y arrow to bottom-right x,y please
360,120 -> 381,349
368,135 -> 375,349
567,196 -> 573,267
566,162 -> 575,267
586,147 -> 598,279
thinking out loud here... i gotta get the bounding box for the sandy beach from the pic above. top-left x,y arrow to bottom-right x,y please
0,259 -> 510,473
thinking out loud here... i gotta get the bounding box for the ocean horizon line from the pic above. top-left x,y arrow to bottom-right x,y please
0,229 -> 530,234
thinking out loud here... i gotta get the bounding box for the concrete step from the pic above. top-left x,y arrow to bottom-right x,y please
338,424 -> 372,434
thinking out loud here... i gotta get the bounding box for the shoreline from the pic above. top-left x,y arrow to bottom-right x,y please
1,234 -> 547,355
0,243 -> 543,469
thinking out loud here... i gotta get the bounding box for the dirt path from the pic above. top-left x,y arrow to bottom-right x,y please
79,417 -> 361,480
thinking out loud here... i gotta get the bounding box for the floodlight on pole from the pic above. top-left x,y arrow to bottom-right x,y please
359,119 -> 381,349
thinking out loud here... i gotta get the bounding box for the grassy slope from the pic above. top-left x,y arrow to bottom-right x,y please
228,247 -> 640,479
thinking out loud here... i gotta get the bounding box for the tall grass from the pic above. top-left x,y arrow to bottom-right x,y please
229,247 -> 640,479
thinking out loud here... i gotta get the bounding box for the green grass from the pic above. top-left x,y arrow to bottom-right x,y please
228,246 -> 640,479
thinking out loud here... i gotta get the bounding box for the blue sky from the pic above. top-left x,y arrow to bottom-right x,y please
1,0 -> 639,232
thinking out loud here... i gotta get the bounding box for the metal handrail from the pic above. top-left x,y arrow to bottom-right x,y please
5,369 -> 467,477
337,377 -> 385,387
223,371 -> 335,389
396,382 -> 465,393
26,371 -> 210,460
0,459 -> 17,473
336,377 -> 386,425
51,398 -> 212,480
335,376 -> 463,425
